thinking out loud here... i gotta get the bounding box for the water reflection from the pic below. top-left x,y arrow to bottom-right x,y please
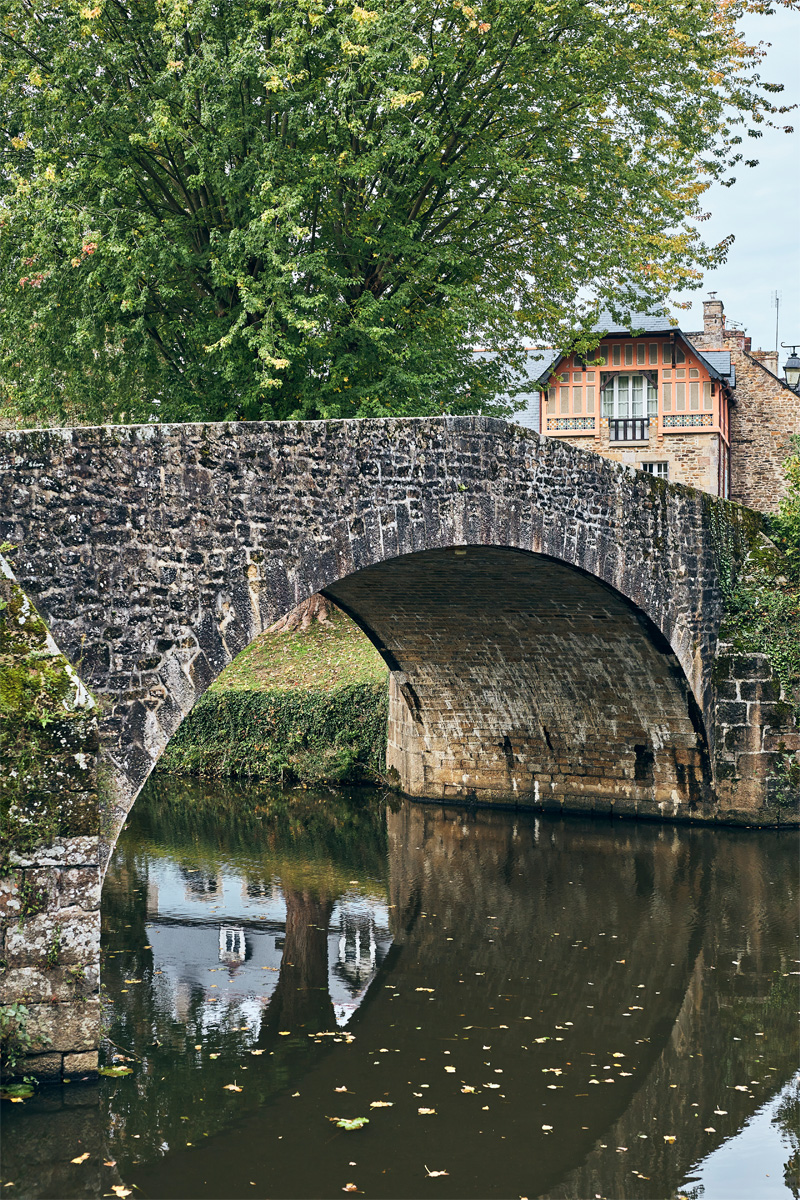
2,780 -> 798,1200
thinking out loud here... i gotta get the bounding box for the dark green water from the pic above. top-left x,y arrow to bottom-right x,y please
3,779 -> 799,1199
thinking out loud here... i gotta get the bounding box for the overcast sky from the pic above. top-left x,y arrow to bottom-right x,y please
677,7 -> 799,359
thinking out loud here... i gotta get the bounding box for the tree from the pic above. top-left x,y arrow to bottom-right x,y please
0,0 -> 791,425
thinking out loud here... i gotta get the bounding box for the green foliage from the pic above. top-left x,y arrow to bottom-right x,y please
770,435 -> 800,583
771,748 -> 800,811
0,0 -> 790,424
15,874 -> 48,928
0,1002 -> 47,1074
333,1117 -> 369,1131
158,680 -> 388,784
44,924 -> 62,970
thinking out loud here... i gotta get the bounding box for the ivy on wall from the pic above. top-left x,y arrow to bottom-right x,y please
157,681 -> 389,786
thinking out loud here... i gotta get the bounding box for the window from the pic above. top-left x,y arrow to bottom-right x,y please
690,382 -> 700,410
642,462 -> 668,479
676,382 -> 686,411
586,386 -> 595,413
602,374 -> 658,419
663,383 -> 672,411
637,344 -> 646,366
689,368 -> 699,379
547,388 -> 556,414
573,387 -> 582,413
703,382 -> 713,411
612,345 -> 621,366
675,344 -> 685,363
649,344 -> 659,365
624,344 -> 633,366
560,386 -> 570,413
572,372 -> 583,383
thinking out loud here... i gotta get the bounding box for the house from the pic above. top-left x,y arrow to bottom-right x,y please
506,298 -> 799,513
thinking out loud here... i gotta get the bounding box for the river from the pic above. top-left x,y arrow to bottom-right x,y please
3,778 -> 799,1199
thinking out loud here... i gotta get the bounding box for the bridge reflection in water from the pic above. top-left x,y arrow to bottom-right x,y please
3,780 -> 798,1200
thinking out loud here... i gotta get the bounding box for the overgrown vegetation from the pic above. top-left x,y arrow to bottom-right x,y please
0,550 -> 98,866
0,1002 -> 44,1076
711,441 -> 800,699
158,680 -> 389,785
709,440 -> 800,809
158,606 -> 389,784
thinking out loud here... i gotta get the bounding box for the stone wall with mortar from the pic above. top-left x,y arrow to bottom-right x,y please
553,425 -> 720,495
0,555 -> 100,1080
687,320 -> 800,513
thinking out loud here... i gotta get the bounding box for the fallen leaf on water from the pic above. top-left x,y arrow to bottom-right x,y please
534,1037 -> 549,1043
99,1067 -> 133,1078
370,1101 -> 393,1107
111,1188 -> 132,1198
279,1031 -> 291,1036
250,1049 -> 265,1056
332,1117 -> 369,1130
444,1067 -> 455,1073
70,1154 -> 90,1164
425,1167 -> 449,1177
343,1186 -> 358,1194
461,1086 -> 476,1093
713,1109 -> 728,1115
542,1125 -> 553,1132
416,988 -> 434,993
123,979 -> 142,985
223,1084 -> 243,1092
704,1127 -> 716,1133
612,1053 -> 625,1058
734,1085 -> 749,1092
663,1135 -> 676,1143
209,1053 -> 220,1060
418,1107 -> 436,1115
335,1086 -> 348,1093
484,1083 -> 500,1089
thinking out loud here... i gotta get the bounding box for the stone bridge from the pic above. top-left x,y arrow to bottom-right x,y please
1,415 -> 793,841
3,415 -> 798,1079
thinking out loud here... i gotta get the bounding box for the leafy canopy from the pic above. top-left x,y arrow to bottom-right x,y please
0,0 -> 792,424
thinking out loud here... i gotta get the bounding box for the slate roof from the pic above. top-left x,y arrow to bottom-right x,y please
475,348 -> 559,434
591,309 -> 675,335
696,350 -> 735,387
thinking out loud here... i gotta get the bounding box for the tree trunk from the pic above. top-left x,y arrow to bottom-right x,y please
267,593 -> 335,634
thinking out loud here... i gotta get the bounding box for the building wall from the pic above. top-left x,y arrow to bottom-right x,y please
686,301 -> 799,513
540,337 -> 729,495
554,425 -> 720,494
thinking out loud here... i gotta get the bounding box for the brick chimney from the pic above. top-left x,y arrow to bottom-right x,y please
750,349 -> 779,376
703,296 -> 725,347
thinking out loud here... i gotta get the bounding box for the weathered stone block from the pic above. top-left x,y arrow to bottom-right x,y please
4,907 -> 100,968
63,1050 -> 99,1075
27,998 -> 100,1052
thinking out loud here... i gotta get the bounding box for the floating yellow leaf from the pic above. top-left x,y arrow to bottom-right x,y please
542,1124 -> 553,1131
425,1167 -> 449,1177
704,1127 -> 716,1133
250,1049 -> 265,1056
370,1101 -> 393,1107
416,988 -> 434,993
111,1188 -> 132,1199
343,1187 -> 358,1194
461,1086 -> 476,1093
444,1066 -> 455,1073
335,1086 -> 348,1092
70,1154 -> 90,1164
279,1031 -> 291,1036
663,1135 -> 676,1143
223,1083 -> 243,1092
418,1107 -> 436,1115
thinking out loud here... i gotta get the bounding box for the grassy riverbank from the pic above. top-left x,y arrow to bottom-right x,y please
157,607 -> 390,784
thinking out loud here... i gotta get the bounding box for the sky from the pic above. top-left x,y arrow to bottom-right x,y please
677,7 -> 799,359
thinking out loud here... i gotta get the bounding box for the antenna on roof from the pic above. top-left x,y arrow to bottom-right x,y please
771,291 -> 782,354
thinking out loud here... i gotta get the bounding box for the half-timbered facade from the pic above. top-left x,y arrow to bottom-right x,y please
538,314 -> 734,497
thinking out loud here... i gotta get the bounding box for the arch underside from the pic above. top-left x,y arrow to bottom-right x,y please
326,547 -> 712,816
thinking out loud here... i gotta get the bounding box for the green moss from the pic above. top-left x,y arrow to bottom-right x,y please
0,567 -> 98,865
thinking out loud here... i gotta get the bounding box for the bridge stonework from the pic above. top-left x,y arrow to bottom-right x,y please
0,416 -> 797,1078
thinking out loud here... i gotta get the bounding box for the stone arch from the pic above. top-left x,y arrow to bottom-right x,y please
322,545 -> 713,818
0,416 -> 737,857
